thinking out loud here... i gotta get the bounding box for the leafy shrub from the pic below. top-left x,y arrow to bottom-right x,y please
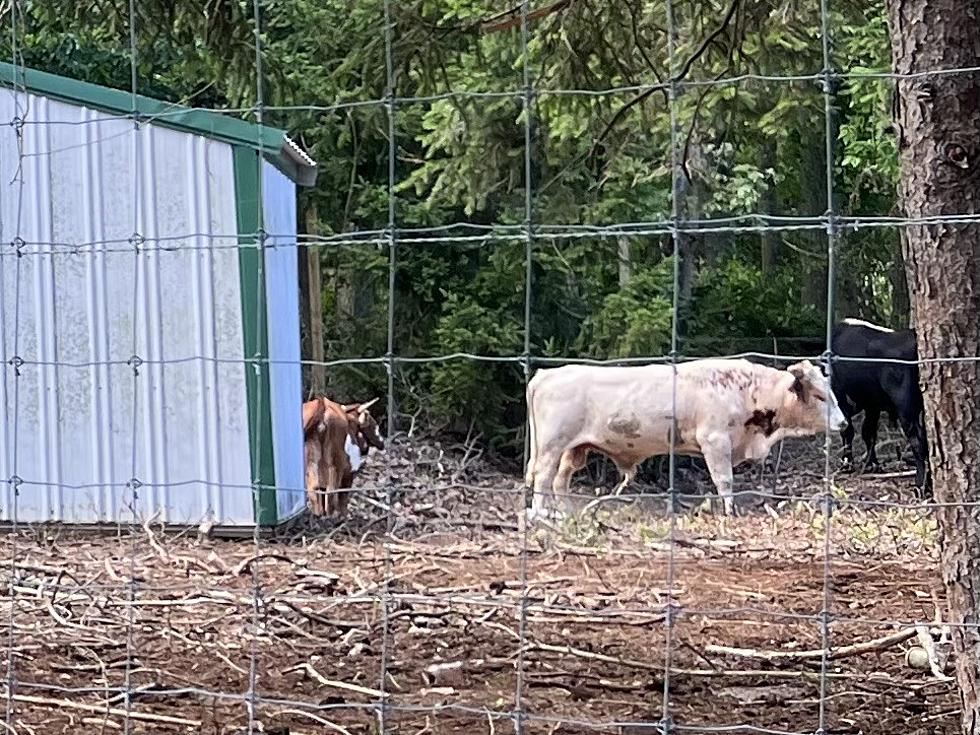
579,261 -> 675,359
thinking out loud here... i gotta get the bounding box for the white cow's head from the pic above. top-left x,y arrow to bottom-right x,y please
785,360 -> 847,433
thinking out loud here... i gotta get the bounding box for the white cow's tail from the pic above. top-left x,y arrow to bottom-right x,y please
524,373 -> 539,487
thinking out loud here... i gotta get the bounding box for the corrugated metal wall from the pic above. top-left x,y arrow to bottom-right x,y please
0,89 -> 258,525
262,162 -> 305,522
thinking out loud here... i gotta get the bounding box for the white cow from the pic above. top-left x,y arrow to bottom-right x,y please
524,358 -> 847,517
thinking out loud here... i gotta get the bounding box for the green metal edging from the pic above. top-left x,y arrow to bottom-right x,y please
0,62 -> 316,186
233,145 -> 278,527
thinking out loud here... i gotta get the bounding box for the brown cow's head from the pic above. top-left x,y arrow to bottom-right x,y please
785,360 -> 847,433
343,397 -> 386,456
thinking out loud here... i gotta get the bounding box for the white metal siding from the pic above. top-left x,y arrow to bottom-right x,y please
0,89 -> 256,525
262,162 -> 304,521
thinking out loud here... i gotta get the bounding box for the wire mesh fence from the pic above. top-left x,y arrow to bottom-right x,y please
0,0 -> 974,733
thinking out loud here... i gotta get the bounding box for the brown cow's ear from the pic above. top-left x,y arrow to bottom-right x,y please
790,376 -> 808,402
346,416 -> 360,438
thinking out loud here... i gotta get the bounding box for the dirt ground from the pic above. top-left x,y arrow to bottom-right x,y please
0,430 -> 960,734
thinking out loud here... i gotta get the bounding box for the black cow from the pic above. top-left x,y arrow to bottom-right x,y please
830,318 -> 929,491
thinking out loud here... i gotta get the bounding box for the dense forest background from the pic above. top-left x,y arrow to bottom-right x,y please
8,1 -> 906,452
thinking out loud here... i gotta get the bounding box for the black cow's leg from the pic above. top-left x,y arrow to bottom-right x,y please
890,411 -> 904,463
883,372 -> 930,494
900,413 -> 929,493
860,408 -> 881,473
839,404 -> 856,472
840,424 -> 855,470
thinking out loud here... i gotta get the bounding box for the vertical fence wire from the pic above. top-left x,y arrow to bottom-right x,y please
2,0 -> 24,727
122,0 -> 142,730
514,1 -> 533,732
661,0 -> 683,731
379,0 -> 397,731
818,0 -> 839,730
246,0 -> 268,730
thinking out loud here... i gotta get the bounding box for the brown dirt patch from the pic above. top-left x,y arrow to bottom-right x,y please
0,429 -> 956,734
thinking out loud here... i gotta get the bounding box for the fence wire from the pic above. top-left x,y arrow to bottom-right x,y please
0,1 -> 973,734
514,2 -> 533,733
2,0 -> 23,729
245,1 -> 267,731
122,0 -> 142,731
378,0 -> 397,729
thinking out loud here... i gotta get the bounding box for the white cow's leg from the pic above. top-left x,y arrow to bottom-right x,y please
551,447 -> 587,519
698,433 -> 735,515
528,450 -> 561,521
612,464 -> 636,496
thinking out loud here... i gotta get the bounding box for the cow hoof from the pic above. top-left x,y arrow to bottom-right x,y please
526,507 -> 565,524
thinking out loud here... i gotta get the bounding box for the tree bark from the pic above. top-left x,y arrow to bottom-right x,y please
305,205 -> 326,394
759,137 -> 779,274
297,229 -> 311,394
800,134 -> 830,316
675,157 -> 703,345
887,2 -> 980,733
888,236 -> 911,328
617,236 -> 632,288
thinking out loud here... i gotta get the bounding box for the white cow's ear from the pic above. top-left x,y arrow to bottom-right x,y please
345,434 -> 363,472
787,362 -> 807,379
787,366 -> 811,402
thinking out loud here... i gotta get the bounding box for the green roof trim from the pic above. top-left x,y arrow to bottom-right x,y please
0,61 -> 317,186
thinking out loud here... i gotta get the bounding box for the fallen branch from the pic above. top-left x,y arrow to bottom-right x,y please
524,641 -> 664,672
3,692 -> 201,727
142,512 -> 170,563
862,470 -> 915,480
80,716 -> 121,730
672,667 -> 859,680
705,628 -> 917,662
284,663 -> 389,699
270,707 -> 355,735
232,553 -> 297,576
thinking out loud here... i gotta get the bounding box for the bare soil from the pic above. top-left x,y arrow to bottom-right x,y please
0,429 -> 958,734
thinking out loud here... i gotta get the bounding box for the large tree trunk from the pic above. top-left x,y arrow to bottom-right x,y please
887,2 -> 980,733
617,236 -> 632,288
888,236 -> 911,328
800,134 -> 830,317
304,204 -> 326,395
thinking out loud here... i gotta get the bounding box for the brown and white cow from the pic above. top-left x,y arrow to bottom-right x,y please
524,358 -> 847,517
303,397 -> 384,517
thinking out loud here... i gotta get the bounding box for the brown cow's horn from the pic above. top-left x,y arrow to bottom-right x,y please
359,397 -> 379,412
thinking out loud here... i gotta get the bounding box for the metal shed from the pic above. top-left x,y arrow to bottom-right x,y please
0,63 -> 318,529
